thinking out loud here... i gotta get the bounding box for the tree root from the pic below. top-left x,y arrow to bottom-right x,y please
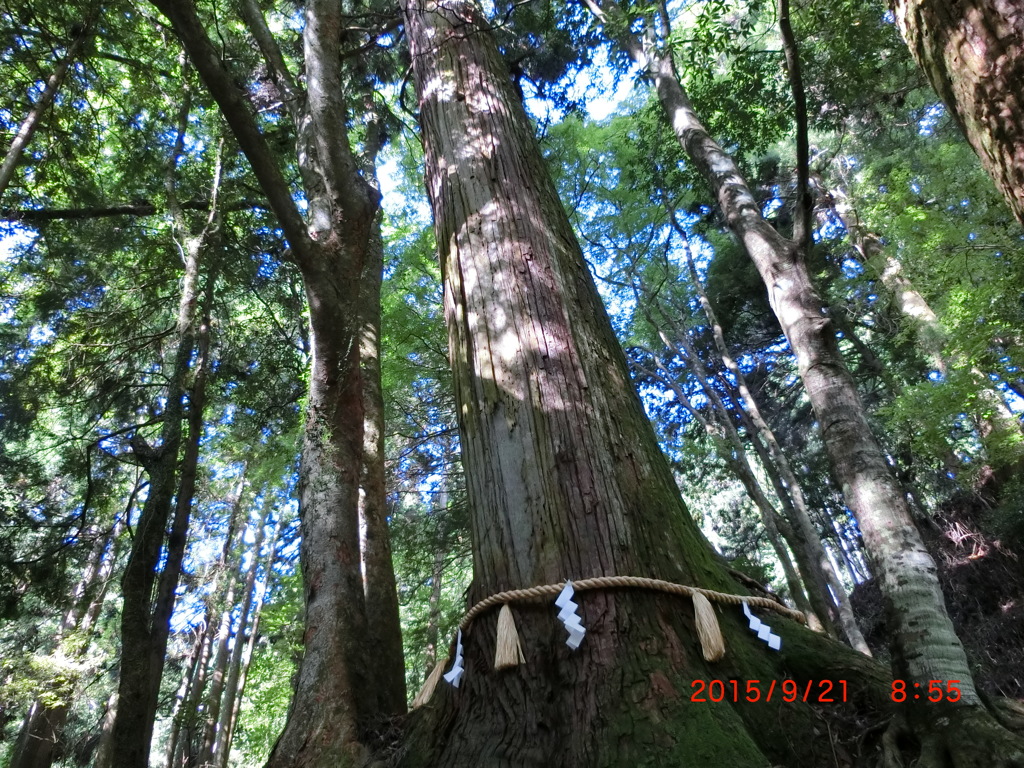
880,716 -> 908,768
889,706 -> 1024,768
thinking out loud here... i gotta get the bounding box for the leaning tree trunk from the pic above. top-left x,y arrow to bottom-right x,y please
397,2 -> 891,766
672,226 -> 868,653
584,0 -> 1024,761
892,0 -> 1024,224
0,19 -> 92,200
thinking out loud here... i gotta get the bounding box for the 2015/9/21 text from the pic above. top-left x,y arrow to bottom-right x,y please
690,679 -> 847,703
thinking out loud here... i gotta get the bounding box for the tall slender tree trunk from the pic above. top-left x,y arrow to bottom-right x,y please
214,509 -> 281,768
892,0 -> 1024,224
671,223 -> 868,653
422,486 -> 450,675
110,119 -> 221,765
0,19 -> 92,201
635,349 -> 818,626
397,2 -> 889,765
640,300 -> 828,632
91,691 -> 117,768
584,0 -> 1024,758
167,489 -> 244,768
151,1 -> 403,763
834,194 -> 1022,467
197,523 -> 244,767
358,189 -> 407,718
166,623 -> 209,768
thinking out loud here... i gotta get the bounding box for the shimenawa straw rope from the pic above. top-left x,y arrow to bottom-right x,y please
413,575 -> 803,707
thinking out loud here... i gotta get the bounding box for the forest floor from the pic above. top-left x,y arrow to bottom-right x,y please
851,485 -> 1024,701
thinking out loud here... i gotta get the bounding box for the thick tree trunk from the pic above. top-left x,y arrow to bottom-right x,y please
892,0 -> 1024,224
584,0 -> 1024,760
152,2 -> 399,763
397,2 -> 890,765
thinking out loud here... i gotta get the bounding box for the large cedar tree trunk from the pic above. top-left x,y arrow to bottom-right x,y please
892,0 -> 1024,224
397,2 -> 889,765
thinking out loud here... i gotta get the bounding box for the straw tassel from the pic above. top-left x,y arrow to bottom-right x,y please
412,660 -> 447,708
693,592 -> 726,662
494,604 -> 525,670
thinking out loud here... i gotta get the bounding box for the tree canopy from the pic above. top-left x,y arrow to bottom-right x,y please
1,0 -> 1022,766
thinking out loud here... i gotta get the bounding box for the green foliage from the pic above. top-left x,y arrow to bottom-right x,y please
2,0 -> 1024,761
233,568 -> 303,765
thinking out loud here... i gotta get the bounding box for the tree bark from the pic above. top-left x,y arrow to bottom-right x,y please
358,170 -> 407,719
892,0 -> 1024,224
634,344 -> 818,628
197,522 -> 244,767
670,219 -> 868,653
0,21 -> 92,201
91,691 -> 117,768
167,488 -> 244,768
151,2 -> 400,763
584,0 -> 1024,759
397,2 -> 891,765
110,112 -> 221,766
214,508 -> 281,768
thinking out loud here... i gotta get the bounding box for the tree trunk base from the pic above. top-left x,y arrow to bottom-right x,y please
916,707 -> 1024,768
392,594 -> 893,768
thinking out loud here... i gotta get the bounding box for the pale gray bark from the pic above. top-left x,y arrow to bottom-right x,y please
0,25 -> 90,200
583,0 -> 1011,746
214,511 -> 281,768
669,219 -> 869,653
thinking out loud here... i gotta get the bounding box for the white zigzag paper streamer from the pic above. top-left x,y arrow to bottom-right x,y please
443,629 -> 465,687
555,581 -> 586,650
742,601 -> 781,650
